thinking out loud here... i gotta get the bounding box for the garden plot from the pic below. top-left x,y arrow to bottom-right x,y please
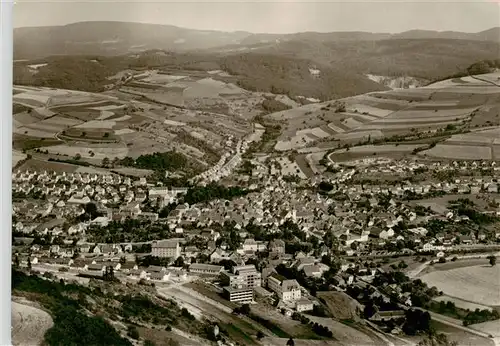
341,117 -> 364,129
386,108 -> 476,119
296,127 -> 331,139
14,127 -> 56,138
164,119 -> 186,126
275,134 -> 315,151
48,92 -> 115,107
43,144 -> 129,159
423,144 -> 492,160
342,112 -> 378,122
14,112 -> 42,125
268,103 -> 323,120
327,123 -> 346,133
335,144 -> 423,154
345,103 -> 393,118
12,299 -> 54,346
334,130 -> 384,141
415,100 -> 460,107
25,123 -> 65,135
273,157 -> 307,179
375,114 -> 470,124
75,120 -> 116,129
13,93 -> 49,107
420,265 -> 500,307
356,94 -> 410,109
359,120 -> 459,131
437,86 -> 500,95
43,115 -> 82,128
446,134 -> 495,145
373,88 -> 435,101
90,104 -> 126,111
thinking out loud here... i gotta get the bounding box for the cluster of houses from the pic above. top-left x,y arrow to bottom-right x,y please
193,138 -> 250,185
12,155 -> 500,318
12,169 -> 193,225
13,158 -> 500,267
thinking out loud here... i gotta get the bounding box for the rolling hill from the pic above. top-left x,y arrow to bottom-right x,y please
13,21 -> 251,60
13,21 -> 500,60
219,38 -> 500,81
12,21 -> 500,108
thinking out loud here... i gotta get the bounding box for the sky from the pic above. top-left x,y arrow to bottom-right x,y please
13,0 -> 500,34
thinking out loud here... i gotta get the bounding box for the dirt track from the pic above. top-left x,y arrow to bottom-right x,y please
11,298 -> 54,346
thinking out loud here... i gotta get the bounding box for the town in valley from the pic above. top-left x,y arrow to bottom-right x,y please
10,4 -> 500,346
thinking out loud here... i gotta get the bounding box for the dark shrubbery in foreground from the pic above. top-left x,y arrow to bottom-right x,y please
12,270 -> 132,346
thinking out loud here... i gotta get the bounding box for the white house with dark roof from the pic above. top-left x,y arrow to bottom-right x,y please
152,240 -> 181,259
267,273 -> 302,302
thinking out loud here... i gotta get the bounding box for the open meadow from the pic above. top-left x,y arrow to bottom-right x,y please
420,264 -> 500,307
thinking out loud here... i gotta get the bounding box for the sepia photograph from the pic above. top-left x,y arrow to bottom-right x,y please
7,0 -> 500,345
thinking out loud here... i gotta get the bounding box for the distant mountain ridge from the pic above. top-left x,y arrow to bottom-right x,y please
13,21 -> 500,59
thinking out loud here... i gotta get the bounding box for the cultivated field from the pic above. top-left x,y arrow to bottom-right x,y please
11,298 -> 54,346
13,86 -> 114,109
43,144 -> 129,160
271,157 -> 307,179
265,72 -> 500,153
335,144 -> 424,154
433,295 -> 494,313
469,320 -> 500,338
13,77 -> 255,173
12,150 -> 27,167
420,265 -> 500,307
422,144 -> 492,160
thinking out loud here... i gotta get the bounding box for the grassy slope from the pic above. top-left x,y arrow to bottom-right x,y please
12,270 -> 213,346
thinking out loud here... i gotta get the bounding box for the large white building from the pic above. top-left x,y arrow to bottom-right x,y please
267,273 -> 302,302
223,286 -> 254,304
220,264 -> 261,289
151,240 -> 180,258
221,265 -> 261,303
